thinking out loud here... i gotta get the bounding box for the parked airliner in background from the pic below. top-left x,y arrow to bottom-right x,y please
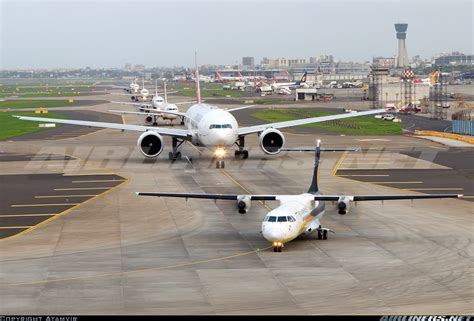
137,141 -> 463,252
14,53 -> 386,168
271,71 -> 309,90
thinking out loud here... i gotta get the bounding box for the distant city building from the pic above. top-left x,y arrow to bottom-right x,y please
316,55 -> 335,74
124,63 -> 132,71
261,57 -> 309,68
133,64 -> 145,72
434,52 -> 473,66
335,61 -> 370,75
242,57 -> 255,67
372,56 -> 396,68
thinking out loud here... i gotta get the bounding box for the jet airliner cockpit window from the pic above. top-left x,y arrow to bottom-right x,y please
209,124 -> 233,129
267,216 -> 277,222
287,216 -> 296,222
277,216 -> 288,222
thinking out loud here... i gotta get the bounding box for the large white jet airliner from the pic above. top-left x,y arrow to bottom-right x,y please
137,141 -> 463,252
14,54 -> 386,168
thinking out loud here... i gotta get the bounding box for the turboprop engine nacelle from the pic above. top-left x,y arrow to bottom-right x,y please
259,128 -> 285,155
137,131 -> 164,158
237,195 -> 251,214
337,196 -> 352,215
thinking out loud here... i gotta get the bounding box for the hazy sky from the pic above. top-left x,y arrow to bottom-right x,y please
1,0 -> 472,69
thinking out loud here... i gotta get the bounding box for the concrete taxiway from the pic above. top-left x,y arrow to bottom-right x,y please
0,107 -> 472,315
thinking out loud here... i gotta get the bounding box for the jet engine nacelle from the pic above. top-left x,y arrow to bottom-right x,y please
137,131 -> 164,158
237,195 -> 251,214
259,128 -> 285,155
337,197 -> 351,215
144,114 -> 154,126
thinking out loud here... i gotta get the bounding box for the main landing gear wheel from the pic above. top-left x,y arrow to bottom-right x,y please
216,159 -> 225,169
169,151 -> 182,161
234,150 -> 249,159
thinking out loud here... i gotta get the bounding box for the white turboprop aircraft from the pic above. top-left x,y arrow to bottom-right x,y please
111,81 -> 191,126
14,54 -> 387,168
137,141 -> 463,252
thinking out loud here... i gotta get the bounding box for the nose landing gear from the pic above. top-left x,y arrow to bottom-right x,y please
317,227 -> 328,240
272,242 -> 284,252
216,159 -> 225,169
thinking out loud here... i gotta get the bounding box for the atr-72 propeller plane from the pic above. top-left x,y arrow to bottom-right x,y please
137,141 -> 463,252
14,54 -> 386,168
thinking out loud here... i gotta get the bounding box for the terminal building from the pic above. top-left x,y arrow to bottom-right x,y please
434,53 -> 473,66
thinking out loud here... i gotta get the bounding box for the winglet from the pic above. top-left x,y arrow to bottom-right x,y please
307,140 -> 321,194
195,52 -> 201,104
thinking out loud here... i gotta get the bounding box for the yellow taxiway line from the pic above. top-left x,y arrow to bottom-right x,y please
0,226 -> 32,229
220,169 -> 272,211
1,176 -> 129,242
0,245 -> 272,288
331,151 -> 348,176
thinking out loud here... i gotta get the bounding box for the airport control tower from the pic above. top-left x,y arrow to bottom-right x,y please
395,23 -> 409,68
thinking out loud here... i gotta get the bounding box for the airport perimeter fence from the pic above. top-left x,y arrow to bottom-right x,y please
452,109 -> 474,136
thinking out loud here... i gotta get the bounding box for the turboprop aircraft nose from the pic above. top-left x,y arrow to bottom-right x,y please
262,226 -> 285,242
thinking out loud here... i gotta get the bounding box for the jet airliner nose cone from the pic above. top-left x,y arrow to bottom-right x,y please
211,130 -> 233,145
263,227 -> 285,242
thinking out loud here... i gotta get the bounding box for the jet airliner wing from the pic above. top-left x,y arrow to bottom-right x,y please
237,109 -> 385,136
13,116 -> 190,139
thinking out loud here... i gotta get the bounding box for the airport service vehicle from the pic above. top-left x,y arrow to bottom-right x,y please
14,54 -> 386,169
277,88 -> 291,95
399,103 -> 421,114
137,141 -> 462,252
381,114 -> 396,121
385,103 -> 397,111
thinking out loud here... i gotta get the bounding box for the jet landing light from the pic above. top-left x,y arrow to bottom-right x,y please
214,147 -> 226,158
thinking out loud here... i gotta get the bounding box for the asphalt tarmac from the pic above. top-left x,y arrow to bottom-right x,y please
0,92 -> 472,314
